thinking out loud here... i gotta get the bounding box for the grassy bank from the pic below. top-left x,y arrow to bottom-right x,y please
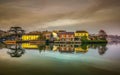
81,40 -> 107,43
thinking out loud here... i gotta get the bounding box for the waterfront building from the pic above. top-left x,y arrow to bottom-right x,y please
74,31 -> 89,41
22,34 -> 40,41
51,32 -> 59,41
58,32 -> 74,42
22,31 -> 42,41
42,31 -> 52,40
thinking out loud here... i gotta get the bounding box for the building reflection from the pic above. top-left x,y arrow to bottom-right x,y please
6,44 -> 25,57
55,44 -> 75,53
21,43 -> 107,55
21,43 -> 39,49
3,43 -> 108,57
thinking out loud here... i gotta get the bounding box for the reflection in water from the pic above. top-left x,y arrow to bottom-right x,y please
98,45 -> 107,55
38,43 -> 107,55
6,44 -> 25,57
88,44 -> 107,55
0,42 -> 120,75
2,43 -> 108,57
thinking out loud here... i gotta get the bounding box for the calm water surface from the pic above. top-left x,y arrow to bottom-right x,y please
0,43 -> 120,75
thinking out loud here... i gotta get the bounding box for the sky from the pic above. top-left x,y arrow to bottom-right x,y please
0,0 -> 120,34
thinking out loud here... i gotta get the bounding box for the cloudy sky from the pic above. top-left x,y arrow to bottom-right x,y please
0,0 -> 120,34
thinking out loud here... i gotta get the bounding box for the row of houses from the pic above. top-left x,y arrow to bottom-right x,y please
22,30 -> 89,42
0,27 -> 107,42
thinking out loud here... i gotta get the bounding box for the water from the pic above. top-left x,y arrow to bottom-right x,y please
0,43 -> 120,75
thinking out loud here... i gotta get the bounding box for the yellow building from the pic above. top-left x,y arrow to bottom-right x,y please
75,47 -> 88,53
22,34 -> 40,41
22,43 -> 38,49
75,31 -> 89,40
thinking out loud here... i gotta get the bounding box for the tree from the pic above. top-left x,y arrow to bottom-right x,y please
7,44 -> 25,57
81,36 -> 88,40
8,27 -> 25,40
98,30 -> 107,40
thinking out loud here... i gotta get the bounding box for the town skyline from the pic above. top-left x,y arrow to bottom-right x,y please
0,25 -> 120,35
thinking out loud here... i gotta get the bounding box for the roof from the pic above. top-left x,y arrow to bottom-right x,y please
58,30 -> 66,32
58,32 -> 74,35
76,31 -> 88,33
42,31 -> 52,34
23,34 -> 40,35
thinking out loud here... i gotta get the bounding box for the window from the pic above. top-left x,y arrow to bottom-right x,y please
69,35 -> 71,37
64,35 -> 66,37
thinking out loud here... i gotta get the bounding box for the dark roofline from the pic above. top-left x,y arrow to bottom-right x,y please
76,31 -> 88,33
23,33 -> 40,35
58,32 -> 74,34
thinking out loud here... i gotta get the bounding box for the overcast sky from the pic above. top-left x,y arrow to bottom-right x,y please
0,0 -> 120,34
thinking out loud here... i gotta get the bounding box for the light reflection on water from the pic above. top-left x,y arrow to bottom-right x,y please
0,43 -> 120,75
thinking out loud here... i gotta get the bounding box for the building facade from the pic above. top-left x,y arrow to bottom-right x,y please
58,32 -> 74,42
74,31 -> 89,41
22,31 -> 41,41
42,31 -> 52,40
22,34 -> 40,41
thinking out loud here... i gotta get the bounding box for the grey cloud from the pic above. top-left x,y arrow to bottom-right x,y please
0,0 -> 120,34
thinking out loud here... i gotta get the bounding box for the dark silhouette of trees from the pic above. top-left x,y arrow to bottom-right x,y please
8,27 -> 25,40
7,44 -> 25,57
98,45 -> 107,55
98,30 -> 107,40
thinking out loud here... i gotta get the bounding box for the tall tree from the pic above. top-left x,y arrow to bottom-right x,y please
98,30 -> 107,40
8,27 -> 25,39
